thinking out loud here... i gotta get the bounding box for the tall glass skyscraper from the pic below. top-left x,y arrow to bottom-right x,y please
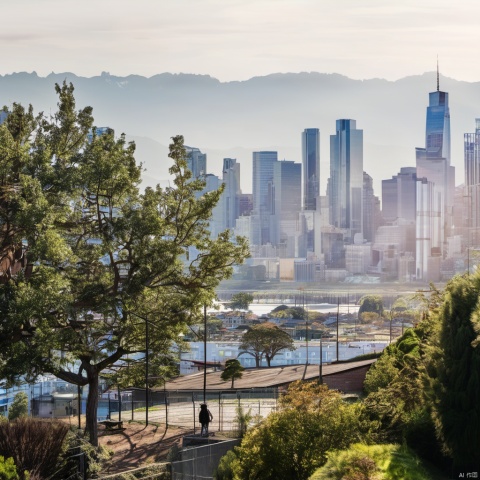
252,151 -> 278,245
272,160 -> 301,256
302,128 -> 320,210
464,119 -> 480,244
415,73 -> 454,280
329,119 -> 363,240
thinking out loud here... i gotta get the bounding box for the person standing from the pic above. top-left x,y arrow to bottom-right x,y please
199,403 -> 213,437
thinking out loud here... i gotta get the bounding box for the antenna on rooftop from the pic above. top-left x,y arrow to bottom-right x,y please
437,55 -> 440,92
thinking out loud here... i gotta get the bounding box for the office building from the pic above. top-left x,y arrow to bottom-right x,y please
272,160 -> 301,256
415,71 -> 454,280
382,167 -> 417,224
329,119 -> 364,240
185,146 -> 207,179
302,128 -> 320,210
464,119 -> 480,246
221,158 -> 241,231
252,151 -> 277,245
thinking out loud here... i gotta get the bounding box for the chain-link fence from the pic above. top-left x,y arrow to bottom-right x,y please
31,388 -> 279,434
102,389 -> 279,434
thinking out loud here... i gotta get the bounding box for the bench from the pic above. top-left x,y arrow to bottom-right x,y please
99,420 -> 124,432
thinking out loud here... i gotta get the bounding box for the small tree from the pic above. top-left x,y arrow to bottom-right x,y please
358,295 -> 384,317
221,359 -> 244,388
7,393 -> 28,421
239,323 -> 295,367
229,293 -> 253,311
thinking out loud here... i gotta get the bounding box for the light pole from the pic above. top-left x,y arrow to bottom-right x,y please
203,304 -> 207,404
318,333 -> 323,384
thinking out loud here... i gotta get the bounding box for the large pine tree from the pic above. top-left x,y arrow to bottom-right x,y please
433,272 -> 480,471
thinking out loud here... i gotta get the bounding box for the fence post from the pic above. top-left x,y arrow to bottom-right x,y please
165,392 -> 168,428
218,391 -> 221,432
131,396 -> 134,421
192,393 -> 196,434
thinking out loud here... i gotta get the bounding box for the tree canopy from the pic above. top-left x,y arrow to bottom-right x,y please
0,83 -> 249,445
239,322 -> 295,367
229,292 -> 253,311
231,381 -> 363,480
358,295 -> 384,317
430,272 -> 480,471
221,358 -> 244,388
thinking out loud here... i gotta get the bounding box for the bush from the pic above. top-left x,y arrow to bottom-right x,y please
214,450 -> 237,480
0,418 -> 69,479
310,443 -> 432,480
7,393 -> 28,421
0,456 -> 20,480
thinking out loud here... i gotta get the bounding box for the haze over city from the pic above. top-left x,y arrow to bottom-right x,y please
3,0 -> 480,83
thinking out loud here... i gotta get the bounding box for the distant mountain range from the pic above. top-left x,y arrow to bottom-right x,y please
1,71 -> 479,195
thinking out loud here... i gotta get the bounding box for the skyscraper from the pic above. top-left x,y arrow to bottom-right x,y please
302,128 -> 320,210
464,119 -> 480,245
382,167 -> 417,224
185,146 -> 207,179
272,160 -> 301,256
415,69 -> 454,280
252,151 -> 277,245
329,119 -> 363,240
221,158 -> 241,231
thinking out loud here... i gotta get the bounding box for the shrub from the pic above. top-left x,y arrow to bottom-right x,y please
214,450 -> 237,480
0,456 -> 20,480
310,443 -> 432,480
0,418 -> 69,479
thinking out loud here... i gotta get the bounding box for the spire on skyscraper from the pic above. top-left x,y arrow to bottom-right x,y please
437,56 -> 440,92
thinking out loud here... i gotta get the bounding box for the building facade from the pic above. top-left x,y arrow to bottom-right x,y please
329,119 -> 364,241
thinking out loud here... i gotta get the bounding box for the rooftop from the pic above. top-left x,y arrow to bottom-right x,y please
162,359 -> 376,391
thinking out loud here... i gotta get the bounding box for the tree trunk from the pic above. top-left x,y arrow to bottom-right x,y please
231,377 -> 234,389
255,355 -> 260,368
266,356 -> 271,367
85,368 -> 100,446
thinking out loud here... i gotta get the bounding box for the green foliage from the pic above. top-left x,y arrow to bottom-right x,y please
229,293 -> 253,311
239,322 -> 295,367
430,272 -> 480,470
233,382 -> 364,480
270,306 -> 307,320
362,308 -> 445,464
310,443 -> 432,480
214,450 -> 237,480
7,393 -> 28,421
0,85 -> 249,445
0,456 -> 19,480
358,295 -> 384,317
234,404 -> 253,438
221,359 -> 245,388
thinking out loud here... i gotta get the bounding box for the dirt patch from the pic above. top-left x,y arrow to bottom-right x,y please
98,422 -> 193,474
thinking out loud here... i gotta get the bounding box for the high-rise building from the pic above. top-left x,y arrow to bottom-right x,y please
382,167 -> 417,224
464,119 -> 480,246
415,69 -> 454,280
302,128 -> 320,210
185,146 -> 207,179
329,119 -> 364,240
272,160 -> 301,256
363,171 -> 381,243
252,151 -> 277,245
221,158 -> 241,231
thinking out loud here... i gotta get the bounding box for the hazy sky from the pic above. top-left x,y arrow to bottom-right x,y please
3,0 -> 480,82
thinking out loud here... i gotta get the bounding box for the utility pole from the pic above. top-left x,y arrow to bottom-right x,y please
203,304 -> 207,404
